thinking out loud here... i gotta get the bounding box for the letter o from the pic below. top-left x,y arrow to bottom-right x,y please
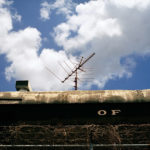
97,110 -> 107,116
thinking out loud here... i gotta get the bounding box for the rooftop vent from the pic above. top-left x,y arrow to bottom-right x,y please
16,80 -> 32,92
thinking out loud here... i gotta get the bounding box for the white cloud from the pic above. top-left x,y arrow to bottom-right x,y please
53,0 -> 150,89
5,47 -> 77,91
0,0 -> 5,6
40,0 -> 75,21
1,0 -> 150,91
0,0 -> 77,91
0,2 -> 12,36
40,1 -> 51,20
53,0 -> 75,17
54,0 -> 122,51
109,0 -> 150,10
12,12 -> 21,22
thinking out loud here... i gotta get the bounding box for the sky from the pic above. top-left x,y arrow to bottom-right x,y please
0,0 -> 150,91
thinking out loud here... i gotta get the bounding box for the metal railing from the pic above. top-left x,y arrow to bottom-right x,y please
0,144 -> 150,149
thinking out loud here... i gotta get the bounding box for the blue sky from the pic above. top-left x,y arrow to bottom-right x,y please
0,0 -> 150,91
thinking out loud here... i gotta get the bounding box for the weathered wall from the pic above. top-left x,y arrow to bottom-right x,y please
0,123 -> 150,150
0,89 -> 150,104
0,90 -> 150,150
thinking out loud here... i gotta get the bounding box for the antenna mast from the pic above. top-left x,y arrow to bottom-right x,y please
62,52 -> 95,90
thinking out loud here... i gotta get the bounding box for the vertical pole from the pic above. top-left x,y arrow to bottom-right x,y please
89,130 -> 93,150
90,144 -> 93,150
74,70 -> 78,90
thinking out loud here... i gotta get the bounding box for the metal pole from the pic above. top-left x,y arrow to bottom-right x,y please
90,144 -> 93,150
0,144 -> 149,147
89,130 -> 94,150
74,70 -> 78,90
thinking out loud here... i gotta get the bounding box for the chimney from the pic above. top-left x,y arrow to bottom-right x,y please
16,80 -> 32,92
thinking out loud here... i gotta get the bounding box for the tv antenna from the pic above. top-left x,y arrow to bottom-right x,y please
62,52 -> 95,90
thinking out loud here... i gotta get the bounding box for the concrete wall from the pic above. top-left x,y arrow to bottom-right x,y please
0,89 -> 150,104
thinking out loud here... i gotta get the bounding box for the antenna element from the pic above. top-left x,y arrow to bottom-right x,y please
62,52 -> 95,90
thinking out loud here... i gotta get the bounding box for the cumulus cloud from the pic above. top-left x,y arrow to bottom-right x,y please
40,1 -> 51,20
40,0 -> 75,21
0,0 -> 77,91
12,12 -> 21,22
0,1 -> 12,36
1,0 -> 150,91
109,0 -> 150,10
54,1 -> 122,51
5,47 -> 76,91
53,0 -> 150,89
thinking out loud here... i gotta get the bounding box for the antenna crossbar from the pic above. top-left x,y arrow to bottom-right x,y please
62,52 -> 95,90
